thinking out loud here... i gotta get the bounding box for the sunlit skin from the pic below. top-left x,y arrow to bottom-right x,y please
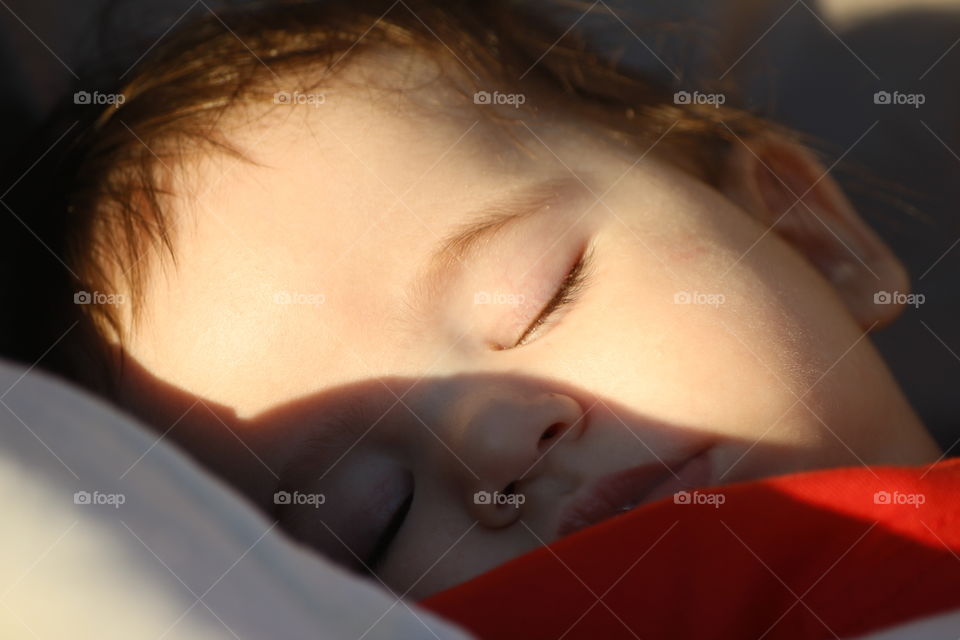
110,49 -> 941,598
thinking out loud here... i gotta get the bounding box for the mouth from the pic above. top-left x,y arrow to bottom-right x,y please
555,446 -> 714,538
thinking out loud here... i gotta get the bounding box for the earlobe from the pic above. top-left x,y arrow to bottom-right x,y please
720,135 -> 911,329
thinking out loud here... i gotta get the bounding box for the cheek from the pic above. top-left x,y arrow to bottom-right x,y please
573,273 -> 804,436
557,190 -> 852,444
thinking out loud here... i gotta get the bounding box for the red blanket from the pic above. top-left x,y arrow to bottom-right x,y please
423,458 -> 960,639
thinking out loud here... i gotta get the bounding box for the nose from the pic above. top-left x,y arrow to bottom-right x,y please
451,388 -> 586,528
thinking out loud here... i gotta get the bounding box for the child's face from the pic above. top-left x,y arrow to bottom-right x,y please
115,54 -> 940,598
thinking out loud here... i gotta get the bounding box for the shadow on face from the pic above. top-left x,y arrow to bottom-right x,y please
112,348 -> 939,599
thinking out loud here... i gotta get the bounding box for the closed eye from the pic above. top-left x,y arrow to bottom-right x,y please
514,245 -> 595,347
365,490 -> 414,573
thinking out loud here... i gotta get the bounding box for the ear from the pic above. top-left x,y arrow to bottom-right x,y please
720,135 -> 910,329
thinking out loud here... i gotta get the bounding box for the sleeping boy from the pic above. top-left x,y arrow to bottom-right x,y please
17,0 -> 941,598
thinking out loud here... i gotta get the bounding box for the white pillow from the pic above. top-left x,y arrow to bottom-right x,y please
0,358 -> 472,640
850,607 -> 960,640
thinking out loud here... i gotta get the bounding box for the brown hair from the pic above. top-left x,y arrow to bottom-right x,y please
1,0 -> 784,398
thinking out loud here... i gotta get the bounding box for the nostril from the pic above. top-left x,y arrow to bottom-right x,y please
502,481 -> 517,495
541,422 -> 563,441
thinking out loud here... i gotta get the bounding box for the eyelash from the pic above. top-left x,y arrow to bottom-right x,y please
514,245 -> 595,347
365,491 -> 414,573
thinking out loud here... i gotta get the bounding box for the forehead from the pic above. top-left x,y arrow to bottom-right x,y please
126,60 -> 590,415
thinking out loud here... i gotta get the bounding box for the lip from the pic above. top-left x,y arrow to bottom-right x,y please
555,446 -> 714,538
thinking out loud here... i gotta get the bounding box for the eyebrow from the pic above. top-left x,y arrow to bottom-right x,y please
409,177 -> 582,317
